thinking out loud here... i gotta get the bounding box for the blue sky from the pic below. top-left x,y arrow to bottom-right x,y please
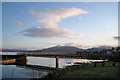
2,2 -> 118,49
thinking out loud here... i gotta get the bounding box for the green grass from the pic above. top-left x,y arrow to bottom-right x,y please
43,62 -> 120,79
63,62 -> 120,78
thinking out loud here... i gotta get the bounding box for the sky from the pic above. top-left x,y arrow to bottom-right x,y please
2,2 -> 118,50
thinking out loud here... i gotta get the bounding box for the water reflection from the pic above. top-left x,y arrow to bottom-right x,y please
28,57 -> 76,68
28,57 -> 104,68
28,57 -> 93,68
28,57 -> 56,68
2,65 -> 48,78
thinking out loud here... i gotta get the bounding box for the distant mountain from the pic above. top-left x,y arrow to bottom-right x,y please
87,48 -> 105,52
1,46 -> 83,52
37,46 -> 83,52
1,46 -> 113,52
96,46 -> 112,49
87,46 -> 112,52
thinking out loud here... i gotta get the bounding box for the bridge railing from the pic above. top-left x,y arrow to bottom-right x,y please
18,52 -> 76,56
17,52 -> 120,61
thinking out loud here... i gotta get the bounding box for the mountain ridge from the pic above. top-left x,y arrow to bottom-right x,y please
1,45 -> 113,52
35,46 -> 83,52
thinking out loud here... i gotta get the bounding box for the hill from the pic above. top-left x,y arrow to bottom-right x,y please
37,46 -> 83,52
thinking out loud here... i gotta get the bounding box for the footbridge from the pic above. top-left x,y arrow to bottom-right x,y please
1,51 -> 120,70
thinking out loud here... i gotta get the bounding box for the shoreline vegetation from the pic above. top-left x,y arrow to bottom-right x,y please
43,62 -> 120,79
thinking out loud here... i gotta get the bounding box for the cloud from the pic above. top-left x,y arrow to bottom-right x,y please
114,36 -> 120,40
9,21 -> 24,26
105,25 -> 110,28
15,21 -> 24,26
21,8 -> 87,38
30,8 -> 88,28
64,43 -> 91,49
63,43 -> 114,49
21,27 -> 83,38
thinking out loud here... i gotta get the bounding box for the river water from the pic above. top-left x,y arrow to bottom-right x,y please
1,52 -> 104,79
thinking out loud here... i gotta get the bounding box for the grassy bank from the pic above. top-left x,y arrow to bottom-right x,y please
43,62 -> 120,79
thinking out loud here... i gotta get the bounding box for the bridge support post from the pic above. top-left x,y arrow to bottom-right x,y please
16,55 -> 28,65
56,56 -> 59,71
25,56 -> 28,65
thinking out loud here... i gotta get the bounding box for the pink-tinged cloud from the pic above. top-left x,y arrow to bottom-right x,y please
21,8 -> 87,38
31,8 -> 88,28
64,43 -> 92,49
15,21 -> 24,26
21,27 -> 84,38
64,43 -> 113,49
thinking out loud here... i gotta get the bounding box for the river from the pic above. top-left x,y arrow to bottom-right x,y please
1,52 -> 104,79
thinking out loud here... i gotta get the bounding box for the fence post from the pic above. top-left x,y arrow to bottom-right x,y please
94,62 -> 96,67
102,61 -> 105,67
112,61 -> 116,66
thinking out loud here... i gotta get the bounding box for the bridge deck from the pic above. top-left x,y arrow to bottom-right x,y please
1,51 -> 120,61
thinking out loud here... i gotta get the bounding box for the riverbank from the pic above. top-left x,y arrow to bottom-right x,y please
0,59 -> 16,64
43,62 -> 120,79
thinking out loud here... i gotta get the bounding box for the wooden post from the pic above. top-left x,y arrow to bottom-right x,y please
6,56 -> 7,59
112,61 -> 116,66
102,61 -> 105,67
56,56 -> 59,71
94,62 -> 96,67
